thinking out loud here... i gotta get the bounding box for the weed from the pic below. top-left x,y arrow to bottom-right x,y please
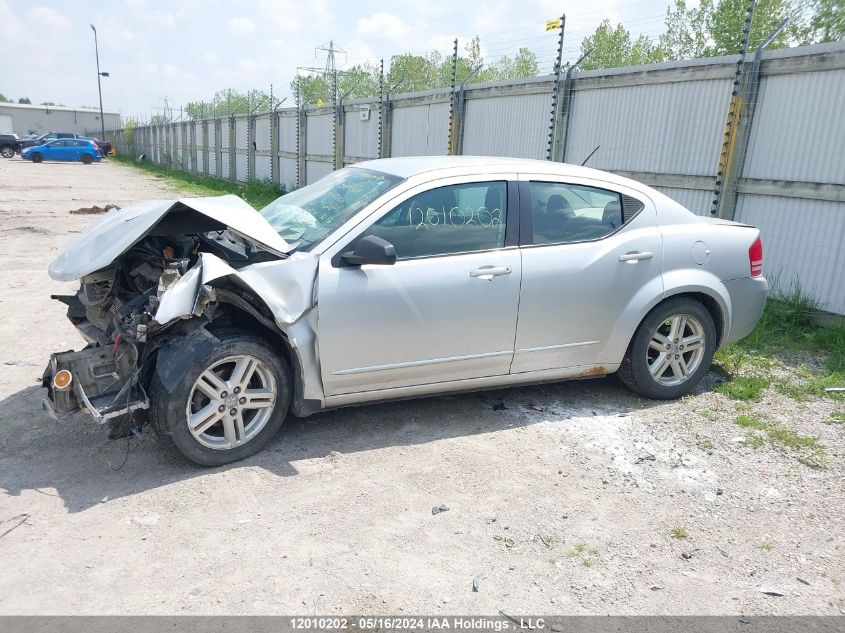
827,411 -> 845,425
714,376 -> 770,401
735,414 -> 767,430
697,440 -> 715,451
757,542 -> 773,551
567,542 -> 599,567
733,415 -> 824,464
670,527 -> 689,539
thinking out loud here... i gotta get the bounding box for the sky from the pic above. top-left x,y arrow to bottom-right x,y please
0,0 -> 677,120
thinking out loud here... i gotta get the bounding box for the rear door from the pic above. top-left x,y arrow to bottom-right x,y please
511,175 -> 663,372
317,176 -> 522,396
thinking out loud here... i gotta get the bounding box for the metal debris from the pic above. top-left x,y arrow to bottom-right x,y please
432,504 -> 449,515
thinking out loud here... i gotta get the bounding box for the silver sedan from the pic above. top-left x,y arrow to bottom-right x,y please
43,157 -> 768,465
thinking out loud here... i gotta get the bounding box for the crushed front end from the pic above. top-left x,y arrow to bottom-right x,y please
42,239 -> 200,426
41,195 -> 295,432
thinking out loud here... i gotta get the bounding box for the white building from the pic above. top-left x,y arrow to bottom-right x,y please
0,102 -> 121,137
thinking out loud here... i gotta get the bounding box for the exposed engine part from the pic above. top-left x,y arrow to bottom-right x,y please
42,343 -> 148,422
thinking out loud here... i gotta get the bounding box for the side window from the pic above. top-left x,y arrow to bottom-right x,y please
362,181 -> 507,259
528,182 -> 631,245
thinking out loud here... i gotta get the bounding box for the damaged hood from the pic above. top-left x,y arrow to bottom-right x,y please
49,195 -> 291,281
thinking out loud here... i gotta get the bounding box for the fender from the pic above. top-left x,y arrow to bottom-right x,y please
599,268 -> 732,365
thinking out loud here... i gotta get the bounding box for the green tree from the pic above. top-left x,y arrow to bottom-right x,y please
654,0 -> 715,61
17,97 -> 32,104
149,114 -> 170,125
491,48 -> 540,80
338,63 -> 381,100
386,51 -> 443,93
185,88 -> 272,119
0,93 -> 9,103
808,0 -> 845,42
709,0 -> 799,55
579,20 -> 659,70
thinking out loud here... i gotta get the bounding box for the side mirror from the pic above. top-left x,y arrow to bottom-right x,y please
341,235 -> 396,266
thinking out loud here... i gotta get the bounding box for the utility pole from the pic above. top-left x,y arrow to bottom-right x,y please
90,23 -> 108,141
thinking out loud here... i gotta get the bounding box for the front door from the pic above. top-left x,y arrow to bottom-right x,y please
511,176 -> 664,372
317,177 -> 522,396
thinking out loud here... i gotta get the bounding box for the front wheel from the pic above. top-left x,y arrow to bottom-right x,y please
150,329 -> 291,466
0,146 -> 14,159
31,153 -> 43,163
617,297 -> 716,400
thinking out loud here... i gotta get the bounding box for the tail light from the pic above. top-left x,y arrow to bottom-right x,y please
749,236 -> 763,277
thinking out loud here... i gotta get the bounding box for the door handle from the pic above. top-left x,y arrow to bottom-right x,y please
470,265 -> 512,281
619,251 -> 654,263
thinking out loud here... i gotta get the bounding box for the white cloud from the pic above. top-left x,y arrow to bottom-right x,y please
357,12 -> 410,39
199,51 -> 218,64
229,16 -> 256,34
148,10 -> 179,29
257,0 -> 332,32
26,6 -> 71,32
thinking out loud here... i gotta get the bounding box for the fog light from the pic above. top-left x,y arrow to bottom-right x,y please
53,369 -> 73,390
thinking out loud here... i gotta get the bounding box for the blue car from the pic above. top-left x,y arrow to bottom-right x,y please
21,139 -> 102,164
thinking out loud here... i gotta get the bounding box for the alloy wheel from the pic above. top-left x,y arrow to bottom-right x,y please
646,314 -> 706,386
185,354 -> 277,450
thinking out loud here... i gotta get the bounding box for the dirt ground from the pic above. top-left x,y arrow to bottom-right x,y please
0,157 -> 842,616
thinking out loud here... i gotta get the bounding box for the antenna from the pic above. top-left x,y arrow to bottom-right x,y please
581,145 -> 600,166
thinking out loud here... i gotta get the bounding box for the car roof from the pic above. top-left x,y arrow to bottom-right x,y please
352,156 -> 643,189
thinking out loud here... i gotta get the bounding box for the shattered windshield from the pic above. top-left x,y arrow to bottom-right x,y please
260,168 -> 402,251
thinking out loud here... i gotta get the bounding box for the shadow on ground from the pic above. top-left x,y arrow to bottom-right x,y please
0,375 -> 677,513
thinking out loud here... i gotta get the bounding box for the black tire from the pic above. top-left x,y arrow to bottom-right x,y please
149,329 -> 291,466
617,297 -> 716,400
81,154 -> 93,165
31,153 -> 43,163
0,145 -> 14,159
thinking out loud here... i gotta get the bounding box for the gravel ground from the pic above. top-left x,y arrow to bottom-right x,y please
0,157 -> 842,615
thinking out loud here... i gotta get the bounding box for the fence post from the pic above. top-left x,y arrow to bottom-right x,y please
271,110 -> 280,186
215,119 -> 222,179
228,116 -> 236,183
711,0 -> 757,218
380,97 -> 393,158
247,113 -> 256,182
335,101 -> 345,170
191,121 -> 198,175
714,18 -> 789,220
201,119 -> 208,175
448,39 -> 459,155
297,106 -> 307,188
181,122 -> 188,171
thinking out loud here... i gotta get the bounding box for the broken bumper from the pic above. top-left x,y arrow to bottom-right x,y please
42,345 -> 149,423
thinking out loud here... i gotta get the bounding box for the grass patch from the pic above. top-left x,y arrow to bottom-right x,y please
713,283 -> 845,404
567,542 -> 599,567
827,411 -> 845,425
670,527 -> 689,539
757,542 -> 773,551
714,376 -> 770,401
111,154 -> 285,209
733,414 -> 825,465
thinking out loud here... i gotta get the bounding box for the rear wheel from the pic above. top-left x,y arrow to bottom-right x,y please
0,145 -> 14,159
31,153 -> 43,163
150,329 -> 290,466
81,154 -> 93,165
618,297 -> 716,399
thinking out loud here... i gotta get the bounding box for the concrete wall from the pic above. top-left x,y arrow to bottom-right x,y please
113,41 -> 845,314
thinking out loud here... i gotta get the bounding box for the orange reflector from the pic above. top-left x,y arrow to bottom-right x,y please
53,369 -> 73,390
